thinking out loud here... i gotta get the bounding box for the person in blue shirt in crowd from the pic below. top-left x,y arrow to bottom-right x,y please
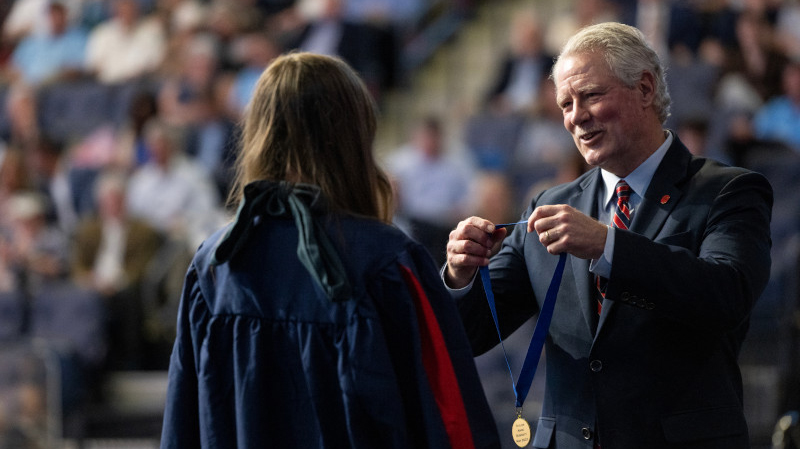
8,0 -> 87,86
753,59 -> 800,152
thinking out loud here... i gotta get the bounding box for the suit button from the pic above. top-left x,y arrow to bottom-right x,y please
620,292 -> 630,302
590,360 -> 602,372
582,427 -> 593,440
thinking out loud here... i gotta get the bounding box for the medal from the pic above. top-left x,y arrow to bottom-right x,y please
512,410 -> 531,447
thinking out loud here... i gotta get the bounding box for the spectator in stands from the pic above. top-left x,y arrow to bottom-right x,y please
386,115 -> 475,264
27,136 -> 80,235
723,108 -> 793,168
114,88 -> 160,170
0,190 -> 107,433
158,32 -> 236,196
484,9 -> 553,115
753,59 -> 800,152
7,0 -> 87,87
0,148 -> 32,224
125,118 -> 226,251
204,0 -> 264,71
728,9 -> 787,102
665,39 -> 724,130
222,31 -> 281,119
1,0 -> 79,44
340,0 -> 425,27
158,33 -> 221,141
512,77 -> 575,167
73,170 -> 161,298
0,150 -> 34,294
287,0 -> 398,96
72,170 -> 162,370
1,191 -> 70,286
84,0 -> 167,84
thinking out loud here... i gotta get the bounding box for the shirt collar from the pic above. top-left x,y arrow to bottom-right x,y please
600,131 -> 673,207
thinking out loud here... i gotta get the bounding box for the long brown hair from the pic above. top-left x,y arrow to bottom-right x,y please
228,52 -> 393,222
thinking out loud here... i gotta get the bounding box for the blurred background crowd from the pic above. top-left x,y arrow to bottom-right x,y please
0,0 -> 799,447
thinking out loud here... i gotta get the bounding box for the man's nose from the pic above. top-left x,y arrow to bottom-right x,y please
568,101 -> 590,127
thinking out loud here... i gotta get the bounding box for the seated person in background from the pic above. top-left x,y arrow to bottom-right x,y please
484,9 -> 554,115
0,191 -> 106,433
385,115 -> 475,265
6,0 -> 87,87
125,117 -> 226,251
72,170 -> 162,370
84,0 -> 166,84
753,60 -> 800,152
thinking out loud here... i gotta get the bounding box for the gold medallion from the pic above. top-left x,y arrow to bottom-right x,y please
512,416 -> 531,447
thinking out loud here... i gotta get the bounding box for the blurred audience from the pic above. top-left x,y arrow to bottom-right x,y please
0,148 -> 33,234
753,59 -> 800,151
470,171 -> 516,225
157,31 -> 237,195
386,116 -> 475,264
2,83 -> 40,152
484,9 -> 553,115
115,88 -> 160,170
6,0 -> 87,87
221,30 -> 281,118
85,0 -> 167,84
72,170 -> 162,370
125,118 -> 226,251
27,136 -> 80,235
512,77 -> 574,168
664,40 -> 724,130
0,192 -> 69,288
285,0 -> 398,96
543,0 -> 619,56
0,191 -> 106,436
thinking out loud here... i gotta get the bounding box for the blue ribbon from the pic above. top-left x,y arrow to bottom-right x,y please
480,222 -> 567,408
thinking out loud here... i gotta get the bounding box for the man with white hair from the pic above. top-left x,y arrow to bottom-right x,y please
445,22 -> 772,449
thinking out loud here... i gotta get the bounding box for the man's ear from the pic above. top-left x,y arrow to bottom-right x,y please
637,70 -> 656,108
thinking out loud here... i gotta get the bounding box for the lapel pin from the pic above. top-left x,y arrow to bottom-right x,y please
660,195 -> 670,204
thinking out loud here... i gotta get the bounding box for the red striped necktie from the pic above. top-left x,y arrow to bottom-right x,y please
596,180 -> 632,314
612,180 -> 632,230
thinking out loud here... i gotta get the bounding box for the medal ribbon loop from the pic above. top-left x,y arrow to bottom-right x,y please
479,222 -> 567,408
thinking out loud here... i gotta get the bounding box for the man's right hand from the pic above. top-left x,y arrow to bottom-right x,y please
444,216 -> 508,289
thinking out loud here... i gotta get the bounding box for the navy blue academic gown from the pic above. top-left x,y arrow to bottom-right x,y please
160,182 -> 500,449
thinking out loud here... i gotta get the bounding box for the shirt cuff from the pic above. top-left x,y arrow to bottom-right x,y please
590,226 -> 614,278
440,264 -> 477,300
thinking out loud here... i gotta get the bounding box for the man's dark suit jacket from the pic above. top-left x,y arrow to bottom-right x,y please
457,136 -> 773,449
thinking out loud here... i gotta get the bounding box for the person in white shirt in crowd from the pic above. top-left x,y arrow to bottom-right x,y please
84,0 -> 166,84
125,118 -> 226,251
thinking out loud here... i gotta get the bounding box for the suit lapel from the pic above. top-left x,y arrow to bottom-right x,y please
630,139 -> 692,239
595,138 -> 693,336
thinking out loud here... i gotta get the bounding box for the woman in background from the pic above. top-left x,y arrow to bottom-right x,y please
160,52 -> 500,449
